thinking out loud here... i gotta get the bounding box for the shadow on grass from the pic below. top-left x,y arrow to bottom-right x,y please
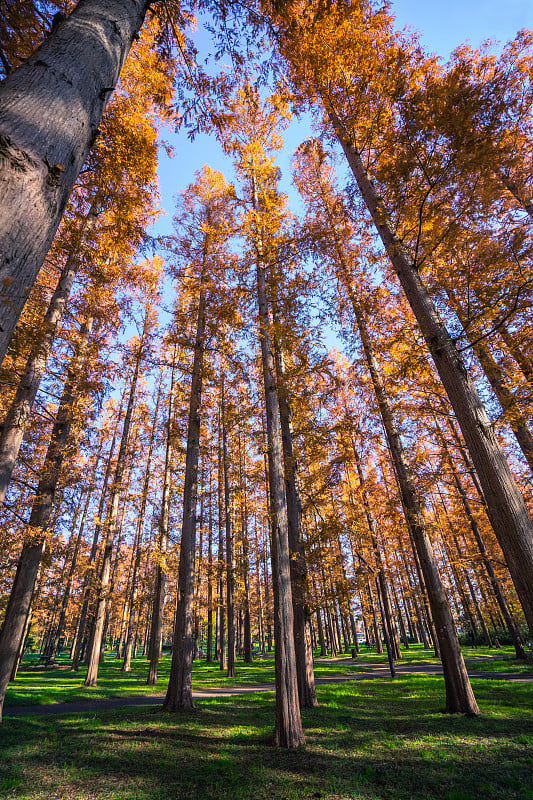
1,677 -> 532,800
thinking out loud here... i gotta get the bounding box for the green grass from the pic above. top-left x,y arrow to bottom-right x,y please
1,676 -> 532,799
3,653 -> 367,707
5,644 -> 530,708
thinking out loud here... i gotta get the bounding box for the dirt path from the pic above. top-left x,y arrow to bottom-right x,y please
4,662 -> 531,718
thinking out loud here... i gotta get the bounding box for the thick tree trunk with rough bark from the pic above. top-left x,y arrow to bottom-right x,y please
0,0 -> 149,364
437,423 -> 526,658
164,280 -> 207,710
256,254 -> 304,747
0,316 -> 92,720
272,310 -> 317,707
448,290 -> 533,474
327,107 -> 533,636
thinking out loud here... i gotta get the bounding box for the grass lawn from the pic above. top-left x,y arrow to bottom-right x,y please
2,649 -> 370,708
1,675 -> 532,800
4,644 -> 531,707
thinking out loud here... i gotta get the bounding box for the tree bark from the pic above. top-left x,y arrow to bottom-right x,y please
239,441 -> 253,665
217,407 -> 227,670
327,106 -> 533,637
0,203 -> 98,504
437,422 -> 526,658
272,309 -> 317,707
206,460 -> 214,662
72,407 -> 122,670
0,315 -> 93,720
147,346 -> 177,685
343,277 -> 477,712
256,249 -> 304,747
448,290 -> 533,474
193,483 -> 204,661
221,378 -> 236,678
351,449 -> 401,661
0,0 -> 150,364
48,439 -> 103,662
122,381 -> 159,671
85,324 -> 144,686
164,275 -> 207,710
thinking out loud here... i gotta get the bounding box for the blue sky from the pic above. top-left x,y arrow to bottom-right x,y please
142,0 -> 533,362
152,0 -> 533,241
392,0 -> 532,56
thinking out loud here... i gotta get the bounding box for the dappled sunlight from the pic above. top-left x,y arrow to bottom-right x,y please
2,675 -> 531,799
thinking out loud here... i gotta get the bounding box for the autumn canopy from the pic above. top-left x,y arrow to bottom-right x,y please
0,0 -> 532,755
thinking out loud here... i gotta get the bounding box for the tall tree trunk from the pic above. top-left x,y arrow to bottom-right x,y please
436,422 -> 526,658
206,459 -> 214,663
222,377 -> 236,679
391,582 -> 410,650
448,289 -> 533,474
255,517 -> 266,655
40,485 -> 87,664
434,485 -> 493,648
239,440 -> 253,665
85,322 -> 145,686
95,462 -> 133,664
327,106 -> 533,636
0,203 -> 98,504
11,596 -> 35,681
331,227 -> 475,705
381,463 -> 436,653
272,308 -> 317,707
164,275 -> 207,710
193,484 -> 204,661
147,347 -> 177,685
72,405 -> 122,670
344,281 -> 477,712
350,448 -> 401,661
121,525 -> 142,672
0,0 -> 150,364
48,438 -> 103,662
217,408 -> 227,671
122,381 -> 160,672
0,316 -> 93,720
256,245 -> 304,747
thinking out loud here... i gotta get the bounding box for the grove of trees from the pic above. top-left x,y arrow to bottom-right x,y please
0,0 -> 532,747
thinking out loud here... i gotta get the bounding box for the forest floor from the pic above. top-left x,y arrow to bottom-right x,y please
3,644 -> 532,710
1,656 -> 532,800
3,644 -> 532,709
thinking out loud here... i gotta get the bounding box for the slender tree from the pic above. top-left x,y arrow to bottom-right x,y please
0,314 -> 94,720
164,167 -> 233,709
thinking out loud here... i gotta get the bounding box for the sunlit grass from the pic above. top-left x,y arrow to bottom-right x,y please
1,675 -> 532,800
5,643 -> 529,708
